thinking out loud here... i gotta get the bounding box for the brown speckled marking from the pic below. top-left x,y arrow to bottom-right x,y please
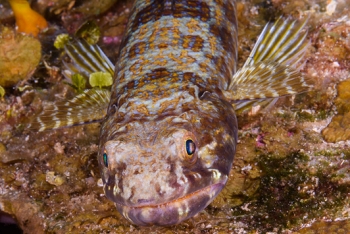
99,0 -> 238,226
128,42 -> 147,59
182,35 -> 204,52
131,0 -> 211,31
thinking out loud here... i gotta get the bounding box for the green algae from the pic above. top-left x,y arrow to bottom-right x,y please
315,109 -> 330,120
70,74 -> 86,93
297,111 -> 316,122
89,72 -> 113,89
53,34 -> 71,49
75,20 -> 101,45
231,151 -> 350,232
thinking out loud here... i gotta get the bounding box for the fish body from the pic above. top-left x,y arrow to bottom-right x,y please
100,0 -> 238,225
29,0 -> 313,226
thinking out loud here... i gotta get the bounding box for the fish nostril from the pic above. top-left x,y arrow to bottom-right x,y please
134,169 -> 141,175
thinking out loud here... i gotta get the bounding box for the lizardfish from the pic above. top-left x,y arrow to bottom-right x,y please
29,0 -> 312,226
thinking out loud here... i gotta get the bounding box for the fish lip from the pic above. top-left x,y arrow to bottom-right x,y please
114,182 -> 226,226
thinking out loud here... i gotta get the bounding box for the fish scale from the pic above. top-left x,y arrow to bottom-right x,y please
112,0 -> 237,107
28,0 -> 313,226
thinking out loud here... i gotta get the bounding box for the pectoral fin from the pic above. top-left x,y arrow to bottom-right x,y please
242,17 -> 309,68
28,89 -> 111,131
223,61 -> 311,101
225,17 -> 313,113
63,40 -> 115,79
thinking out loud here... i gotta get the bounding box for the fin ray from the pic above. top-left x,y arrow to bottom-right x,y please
227,17 -> 312,113
224,61 -> 311,101
63,40 -> 115,79
244,17 -> 309,67
28,89 -> 111,131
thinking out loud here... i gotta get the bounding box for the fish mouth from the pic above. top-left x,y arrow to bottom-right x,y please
115,182 -> 225,226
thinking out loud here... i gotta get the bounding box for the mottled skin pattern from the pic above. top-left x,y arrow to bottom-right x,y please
99,0 -> 238,226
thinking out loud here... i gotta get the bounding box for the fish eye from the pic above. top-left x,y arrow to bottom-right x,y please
103,152 -> 108,167
185,139 -> 196,155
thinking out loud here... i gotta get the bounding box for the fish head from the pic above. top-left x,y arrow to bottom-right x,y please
99,92 -> 237,226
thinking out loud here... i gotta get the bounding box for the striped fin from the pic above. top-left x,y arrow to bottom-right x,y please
62,40 -> 115,80
223,61 -> 311,100
233,98 -> 278,115
224,17 -> 313,113
28,89 -> 111,131
243,17 -> 309,68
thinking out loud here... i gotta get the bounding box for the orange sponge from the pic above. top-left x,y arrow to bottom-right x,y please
8,0 -> 48,37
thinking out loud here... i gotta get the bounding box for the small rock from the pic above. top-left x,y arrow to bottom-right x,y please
46,171 -> 65,186
53,142 -> 65,154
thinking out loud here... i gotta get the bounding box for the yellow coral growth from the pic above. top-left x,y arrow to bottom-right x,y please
8,0 -> 48,37
322,79 -> 350,142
